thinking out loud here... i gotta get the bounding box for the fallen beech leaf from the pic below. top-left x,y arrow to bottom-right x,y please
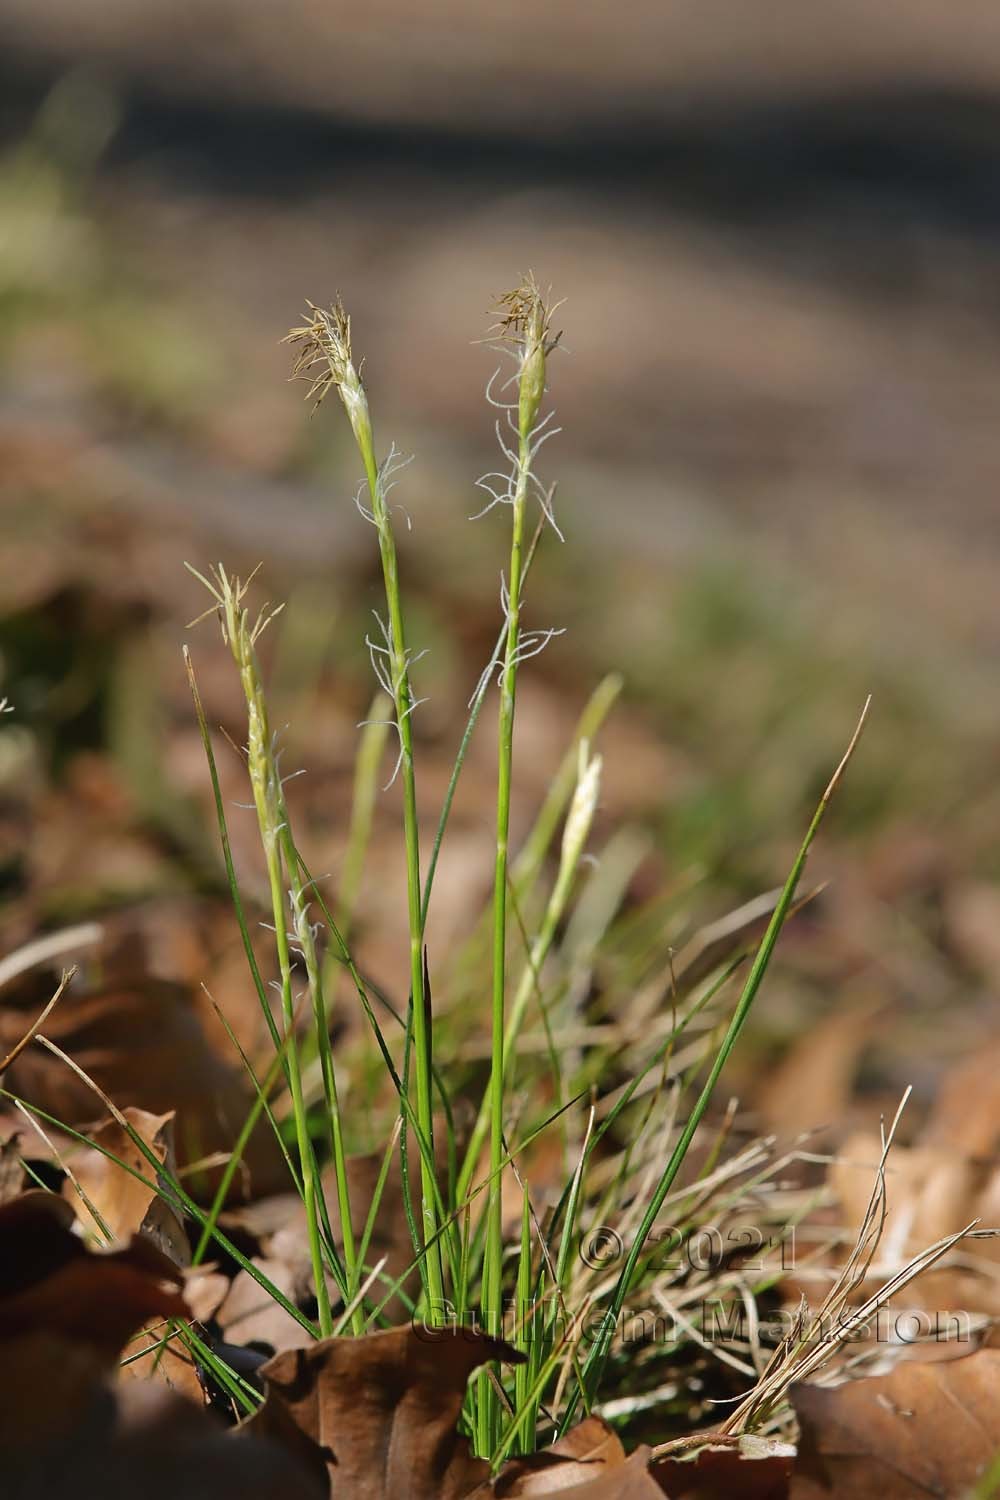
1,912 -> 287,1198
0,1189 -> 82,1291
0,1331 -> 110,1449
0,1190 -> 189,1359
2,1336 -> 325,1500
944,880 -> 1000,986
98,1382 -> 327,1500
0,1191 -> 233,1456
53,1108 -> 212,1401
652,1434 -> 793,1498
217,1254 -> 311,1354
245,1323 -> 521,1498
183,1266 -> 231,1323
498,1451 -> 663,1499
831,1125 -> 1000,1316
494,1416 -> 662,1496
0,1103 -> 78,1164
119,1319 -> 206,1405
494,1416 -> 625,1494
791,1349 -> 1000,1498
61,1106 -> 188,1265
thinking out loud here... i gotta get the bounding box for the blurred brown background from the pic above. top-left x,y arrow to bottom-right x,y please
3,2 -> 1000,655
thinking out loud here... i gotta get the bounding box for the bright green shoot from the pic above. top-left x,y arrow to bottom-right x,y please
475,276 -> 563,1450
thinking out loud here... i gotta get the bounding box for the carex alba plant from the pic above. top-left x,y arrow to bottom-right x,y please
172,278 -> 869,1459
284,296 -> 447,1318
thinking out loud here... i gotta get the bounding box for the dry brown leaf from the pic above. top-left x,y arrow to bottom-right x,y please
2,1336 -> 325,1500
0,1189 -> 324,1495
183,1265 -> 231,1323
790,1348 -> 1000,1497
833,1129 -> 972,1242
831,1117 -> 1000,1317
217,1255 -> 311,1354
49,1107 -> 208,1399
61,1106 -> 188,1263
3,964 -> 285,1199
118,1319 -> 206,1405
0,1190 -> 189,1359
497,1451 -> 663,1499
494,1417 -> 626,1494
0,1331 -> 110,1450
245,1323 -> 522,1498
652,1434 -> 793,1498
944,880 -> 1000,984
494,1416 -> 662,1496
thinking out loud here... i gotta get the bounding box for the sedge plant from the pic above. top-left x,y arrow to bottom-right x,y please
164,278 -> 872,1456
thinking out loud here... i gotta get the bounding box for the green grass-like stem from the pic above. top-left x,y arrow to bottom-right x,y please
286,301 -> 446,1320
480,279 -> 558,1452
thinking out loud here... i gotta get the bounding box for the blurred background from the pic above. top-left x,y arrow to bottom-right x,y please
3,1 -> 1000,1129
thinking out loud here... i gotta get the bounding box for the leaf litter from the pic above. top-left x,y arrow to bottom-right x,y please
3,448 -> 1000,1494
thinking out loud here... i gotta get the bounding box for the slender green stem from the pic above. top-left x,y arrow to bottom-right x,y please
284,301 -> 445,1316
191,568 -> 363,1331
475,278 -> 559,1452
293,847 -> 465,1294
275,809 -> 360,1328
258,830 -> 332,1333
420,516 -> 546,932
359,438 -> 445,1320
184,644 -> 282,1057
514,1183 -> 534,1450
559,697 -> 871,1429
481,422 -> 531,1449
221,601 -> 333,1332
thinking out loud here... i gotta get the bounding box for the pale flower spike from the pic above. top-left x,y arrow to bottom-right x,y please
283,299 -> 374,459
472,274 -> 566,541
487,271 -> 563,436
561,739 -> 603,875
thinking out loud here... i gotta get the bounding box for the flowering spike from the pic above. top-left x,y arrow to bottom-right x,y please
489,273 -> 561,439
283,299 -> 374,460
